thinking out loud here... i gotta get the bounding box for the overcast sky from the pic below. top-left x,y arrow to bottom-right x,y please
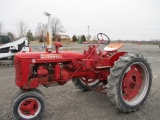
0,0 -> 160,40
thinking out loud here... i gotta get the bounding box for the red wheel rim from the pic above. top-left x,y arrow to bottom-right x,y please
19,98 -> 39,116
122,65 -> 142,100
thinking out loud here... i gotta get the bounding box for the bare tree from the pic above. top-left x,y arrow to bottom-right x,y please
51,17 -> 65,36
17,20 -> 27,37
0,21 -> 4,34
35,23 -> 47,41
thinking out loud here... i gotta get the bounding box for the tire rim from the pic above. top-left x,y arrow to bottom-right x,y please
121,62 -> 149,106
80,77 -> 99,86
18,98 -> 41,119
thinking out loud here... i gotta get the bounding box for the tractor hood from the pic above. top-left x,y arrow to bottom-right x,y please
15,51 -> 84,63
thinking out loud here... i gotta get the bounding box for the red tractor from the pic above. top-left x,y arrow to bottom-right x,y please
11,13 -> 152,120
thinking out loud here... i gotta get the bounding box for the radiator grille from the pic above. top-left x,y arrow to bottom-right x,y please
15,60 -> 22,81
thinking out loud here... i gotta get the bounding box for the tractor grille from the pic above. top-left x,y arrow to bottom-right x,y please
15,60 -> 22,81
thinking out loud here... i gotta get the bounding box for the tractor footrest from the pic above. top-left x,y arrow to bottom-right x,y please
93,83 -> 107,94
96,66 -> 111,69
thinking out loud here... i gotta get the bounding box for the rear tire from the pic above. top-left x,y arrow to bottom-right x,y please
72,77 -> 100,91
11,89 -> 46,120
107,53 -> 152,112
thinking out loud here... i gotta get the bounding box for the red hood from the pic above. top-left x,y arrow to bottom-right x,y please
15,51 -> 84,63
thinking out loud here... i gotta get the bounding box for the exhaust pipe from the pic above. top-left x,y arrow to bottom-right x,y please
44,12 -> 52,52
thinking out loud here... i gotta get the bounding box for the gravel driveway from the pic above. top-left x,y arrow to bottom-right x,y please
0,43 -> 159,120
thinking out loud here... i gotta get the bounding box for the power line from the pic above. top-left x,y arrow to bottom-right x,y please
127,29 -> 160,31
90,29 -> 160,32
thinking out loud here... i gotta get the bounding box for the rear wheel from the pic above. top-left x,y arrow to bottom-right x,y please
72,77 -> 100,91
11,89 -> 46,120
107,53 -> 152,112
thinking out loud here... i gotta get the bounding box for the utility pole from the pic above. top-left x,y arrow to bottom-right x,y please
88,26 -> 90,40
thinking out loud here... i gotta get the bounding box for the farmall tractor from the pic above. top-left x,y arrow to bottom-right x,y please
11,13 -> 152,120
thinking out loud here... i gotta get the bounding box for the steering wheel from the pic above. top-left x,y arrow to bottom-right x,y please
97,33 -> 110,45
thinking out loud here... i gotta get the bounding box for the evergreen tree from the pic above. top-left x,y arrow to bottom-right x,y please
26,30 -> 34,41
39,38 -> 43,42
72,35 -> 77,42
81,35 -> 86,42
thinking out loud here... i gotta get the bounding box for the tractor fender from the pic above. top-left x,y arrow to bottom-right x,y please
109,52 -> 127,67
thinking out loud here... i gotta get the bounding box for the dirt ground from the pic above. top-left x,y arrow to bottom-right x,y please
0,43 -> 160,120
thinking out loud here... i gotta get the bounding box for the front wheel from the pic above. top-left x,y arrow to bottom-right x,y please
11,89 -> 46,120
107,53 -> 152,112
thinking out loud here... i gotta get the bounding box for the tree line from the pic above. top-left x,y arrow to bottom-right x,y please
72,35 -> 86,43
0,17 -> 64,42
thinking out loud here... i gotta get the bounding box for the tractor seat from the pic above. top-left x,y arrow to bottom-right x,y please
104,42 -> 123,52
